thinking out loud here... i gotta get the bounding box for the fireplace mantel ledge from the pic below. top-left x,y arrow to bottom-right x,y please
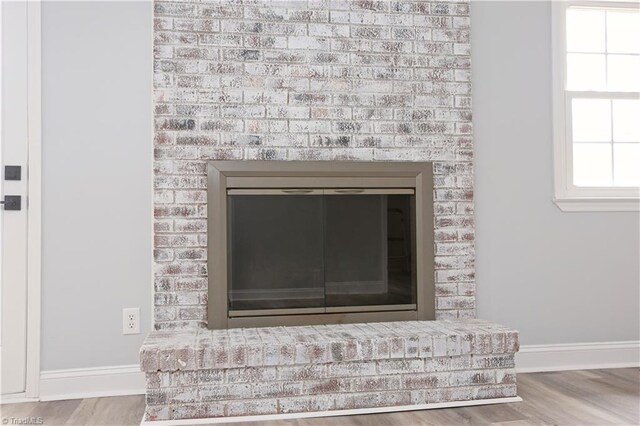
140,319 -> 518,372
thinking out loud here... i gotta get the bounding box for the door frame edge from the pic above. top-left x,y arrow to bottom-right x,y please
25,0 -> 42,400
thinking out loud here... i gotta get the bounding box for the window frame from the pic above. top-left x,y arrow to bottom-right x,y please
552,0 -> 640,212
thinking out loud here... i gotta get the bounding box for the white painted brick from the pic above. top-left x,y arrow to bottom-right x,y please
153,0 -> 477,337
142,320 -> 519,420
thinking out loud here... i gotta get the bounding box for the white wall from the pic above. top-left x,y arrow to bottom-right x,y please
38,1 -> 638,372
41,1 -> 152,370
472,1 -> 640,345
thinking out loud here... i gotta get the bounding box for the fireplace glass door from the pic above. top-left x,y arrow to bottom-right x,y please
227,189 -> 416,317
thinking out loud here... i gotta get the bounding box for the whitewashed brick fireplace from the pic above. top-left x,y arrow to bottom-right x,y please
143,0 -> 519,422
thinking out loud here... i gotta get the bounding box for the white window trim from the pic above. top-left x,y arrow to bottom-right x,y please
552,0 -> 640,212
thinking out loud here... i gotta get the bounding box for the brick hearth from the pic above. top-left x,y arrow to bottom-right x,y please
140,320 -> 519,421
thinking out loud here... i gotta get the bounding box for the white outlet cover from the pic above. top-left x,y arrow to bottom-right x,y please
122,307 -> 140,335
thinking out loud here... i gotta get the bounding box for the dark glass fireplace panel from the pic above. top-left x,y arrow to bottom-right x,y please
227,192 -> 416,313
324,194 -> 415,308
228,195 -> 325,311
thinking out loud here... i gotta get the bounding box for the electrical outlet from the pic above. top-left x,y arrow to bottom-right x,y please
122,308 -> 140,335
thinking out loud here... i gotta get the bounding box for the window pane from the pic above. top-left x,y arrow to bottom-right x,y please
613,99 -> 640,142
567,53 -> 606,90
607,54 -> 640,91
607,10 -> 640,54
567,8 -> 606,52
613,143 -> 640,186
572,99 -> 611,142
573,143 -> 612,187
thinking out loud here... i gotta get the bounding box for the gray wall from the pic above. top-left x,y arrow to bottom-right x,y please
41,1 -> 152,370
472,1 -> 640,345
39,1 -> 638,370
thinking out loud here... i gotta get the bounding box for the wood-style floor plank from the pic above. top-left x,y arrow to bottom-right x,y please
1,399 -> 83,425
1,368 -> 637,426
65,395 -> 145,426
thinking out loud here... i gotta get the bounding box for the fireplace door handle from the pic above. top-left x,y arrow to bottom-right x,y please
325,188 -> 414,195
227,189 -> 323,195
332,189 -> 365,194
281,189 -> 315,194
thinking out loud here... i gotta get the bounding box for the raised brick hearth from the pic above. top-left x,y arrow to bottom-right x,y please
140,320 -> 519,421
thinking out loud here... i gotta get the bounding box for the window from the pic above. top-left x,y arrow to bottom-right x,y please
552,1 -> 640,211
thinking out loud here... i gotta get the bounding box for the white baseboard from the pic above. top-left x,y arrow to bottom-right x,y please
39,364 -> 145,402
31,341 -> 639,402
0,394 -> 40,404
516,341 -> 640,373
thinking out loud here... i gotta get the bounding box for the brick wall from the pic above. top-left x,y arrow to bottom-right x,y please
153,0 -> 475,330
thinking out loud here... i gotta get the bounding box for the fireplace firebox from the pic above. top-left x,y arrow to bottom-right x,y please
208,162 -> 435,329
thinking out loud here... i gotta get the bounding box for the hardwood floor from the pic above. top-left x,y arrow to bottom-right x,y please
1,368 -> 638,425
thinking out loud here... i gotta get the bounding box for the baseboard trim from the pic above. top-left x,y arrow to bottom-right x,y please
0,394 -> 40,405
39,364 -> 145,402
140,396 -> 523,425
516,340 -> 640,373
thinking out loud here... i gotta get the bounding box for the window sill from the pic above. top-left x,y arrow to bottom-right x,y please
554,197 -> 640,212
